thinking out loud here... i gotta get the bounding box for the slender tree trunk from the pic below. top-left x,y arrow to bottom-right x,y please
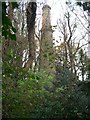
25,2 -> 37,70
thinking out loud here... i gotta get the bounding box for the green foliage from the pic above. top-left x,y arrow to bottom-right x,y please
3,56 -> 90,118
29,84 -> 89,119
2,2 -> 18,41
55,63 -> 76,87
77,1 -> 90,11
79,49 -> 88,80
77,2 -> 82,7
3,48 -> 89,118
2,57 -> 53,118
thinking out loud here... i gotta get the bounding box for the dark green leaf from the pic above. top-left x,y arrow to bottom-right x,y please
9,33 -> 16,41
12,27 -> 16,33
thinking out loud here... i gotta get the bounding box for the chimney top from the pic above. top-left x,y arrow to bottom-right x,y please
42,4 -> 51,10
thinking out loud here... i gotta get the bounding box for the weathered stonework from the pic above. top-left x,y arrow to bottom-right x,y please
40,5 -> 55,75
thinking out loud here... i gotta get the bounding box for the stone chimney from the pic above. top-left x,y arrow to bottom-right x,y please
39,4 -> 55,75
42,5 -> 51,30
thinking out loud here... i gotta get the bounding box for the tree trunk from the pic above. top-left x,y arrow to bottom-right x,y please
25,2 -> 37,70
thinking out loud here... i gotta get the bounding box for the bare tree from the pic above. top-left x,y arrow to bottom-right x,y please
56,10 -> 87,81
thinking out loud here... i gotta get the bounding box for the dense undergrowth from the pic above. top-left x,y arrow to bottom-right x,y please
2,59 -> 89,119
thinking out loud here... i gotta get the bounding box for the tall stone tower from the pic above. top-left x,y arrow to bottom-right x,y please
39,4 -> 55,75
